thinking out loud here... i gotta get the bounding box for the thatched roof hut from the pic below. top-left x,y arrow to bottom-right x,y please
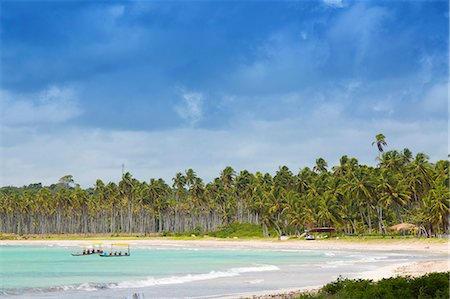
389,223 -> 418,232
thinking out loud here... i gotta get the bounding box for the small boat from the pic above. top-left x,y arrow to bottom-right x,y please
71,242 -> 104,256
100,243 -> 130,257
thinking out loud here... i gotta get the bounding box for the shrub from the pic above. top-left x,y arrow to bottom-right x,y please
300,272 -> 449,299
208,223 -> 273,238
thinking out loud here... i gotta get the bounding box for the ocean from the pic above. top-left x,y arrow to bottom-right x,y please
0,244 -> 434,298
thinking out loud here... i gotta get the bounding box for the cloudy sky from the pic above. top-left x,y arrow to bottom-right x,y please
0,0 -> 448,187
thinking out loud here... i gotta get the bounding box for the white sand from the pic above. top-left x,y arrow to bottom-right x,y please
1,238 -> 448,255
239,259 -> 450,299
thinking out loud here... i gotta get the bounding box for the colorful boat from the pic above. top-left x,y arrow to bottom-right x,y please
71,242 -> 104,256
99,243 -> 130,257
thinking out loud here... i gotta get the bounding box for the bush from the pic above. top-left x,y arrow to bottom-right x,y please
161,223 -> 274,238
412,272 -> 450,298
300,272 -> 449,299
209,223 -> 274,238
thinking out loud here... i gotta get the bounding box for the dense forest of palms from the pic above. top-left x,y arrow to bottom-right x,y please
1,136 -> 448,237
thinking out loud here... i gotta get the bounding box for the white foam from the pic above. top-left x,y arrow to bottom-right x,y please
111,264 -> 279,289
58,283 -> 103,292
76,283 -> 98,292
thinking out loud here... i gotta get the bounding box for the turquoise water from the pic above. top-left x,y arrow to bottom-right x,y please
0,245 -> 430,298
0,245 -> 334,293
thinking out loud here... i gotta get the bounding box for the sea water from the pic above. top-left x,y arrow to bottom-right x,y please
0,245 -> 433,298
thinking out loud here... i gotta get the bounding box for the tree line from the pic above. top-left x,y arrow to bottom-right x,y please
0,135 -> 448,237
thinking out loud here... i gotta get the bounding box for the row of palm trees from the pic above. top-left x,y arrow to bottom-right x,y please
0,137 -> 448,237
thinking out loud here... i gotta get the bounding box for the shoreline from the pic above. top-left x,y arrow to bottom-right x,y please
1,238 -> 448,255
236,259 -> 450,299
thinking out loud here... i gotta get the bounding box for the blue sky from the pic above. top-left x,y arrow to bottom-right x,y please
0,0 -> 448,187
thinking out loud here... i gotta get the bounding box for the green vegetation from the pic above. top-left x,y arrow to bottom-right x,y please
208,223 -> 276,238
155,223 -> 276,238
298,272 -> 450,299
0,135 -> 448,237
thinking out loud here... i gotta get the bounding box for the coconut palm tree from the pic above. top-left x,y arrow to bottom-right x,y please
313,158 -> 328,174
185,169 -> 197,189
372,133 -> 387,154
422,185 -> 450,235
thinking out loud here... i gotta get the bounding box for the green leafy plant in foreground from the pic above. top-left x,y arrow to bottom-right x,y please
298,272 -> 450,299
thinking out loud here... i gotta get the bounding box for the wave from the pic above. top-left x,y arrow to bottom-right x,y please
111,264 -> 280,289
1,264 -> 279,295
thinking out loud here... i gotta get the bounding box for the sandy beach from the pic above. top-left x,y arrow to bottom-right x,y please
1,238 -> 448,255
2,238 -> 448,299
242,259 -> 450,299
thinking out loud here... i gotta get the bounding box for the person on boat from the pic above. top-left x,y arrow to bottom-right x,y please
83,249 -> 86,255
118,251 -> 122,256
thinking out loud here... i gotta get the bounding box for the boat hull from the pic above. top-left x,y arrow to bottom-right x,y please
99,254 -> 130,257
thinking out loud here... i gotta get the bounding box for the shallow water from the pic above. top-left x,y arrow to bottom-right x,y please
0,245 -> 434,298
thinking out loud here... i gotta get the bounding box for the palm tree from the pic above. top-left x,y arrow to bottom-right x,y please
401,148 -> 413,165
220,166 -> 236,190
344,167 -> 376,234
376,169 -> 410,229
172,172 -> 187,201
119,172 -> 137,233
0,134 -> 447,237
185,169 -> 197,189
378,151 -> 402,171
422,185 -> 450,235
58,175 -> 75,190
372,133 -> 387,154
313,158 -> 328,174
407,153 -> 433,204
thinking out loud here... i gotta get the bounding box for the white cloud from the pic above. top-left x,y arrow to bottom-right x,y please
0,109 -> 446,187
175,90 -> 204,126
0,86 -> 82,126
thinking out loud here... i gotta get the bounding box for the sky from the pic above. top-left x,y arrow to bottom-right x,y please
0,0 -> 448,187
